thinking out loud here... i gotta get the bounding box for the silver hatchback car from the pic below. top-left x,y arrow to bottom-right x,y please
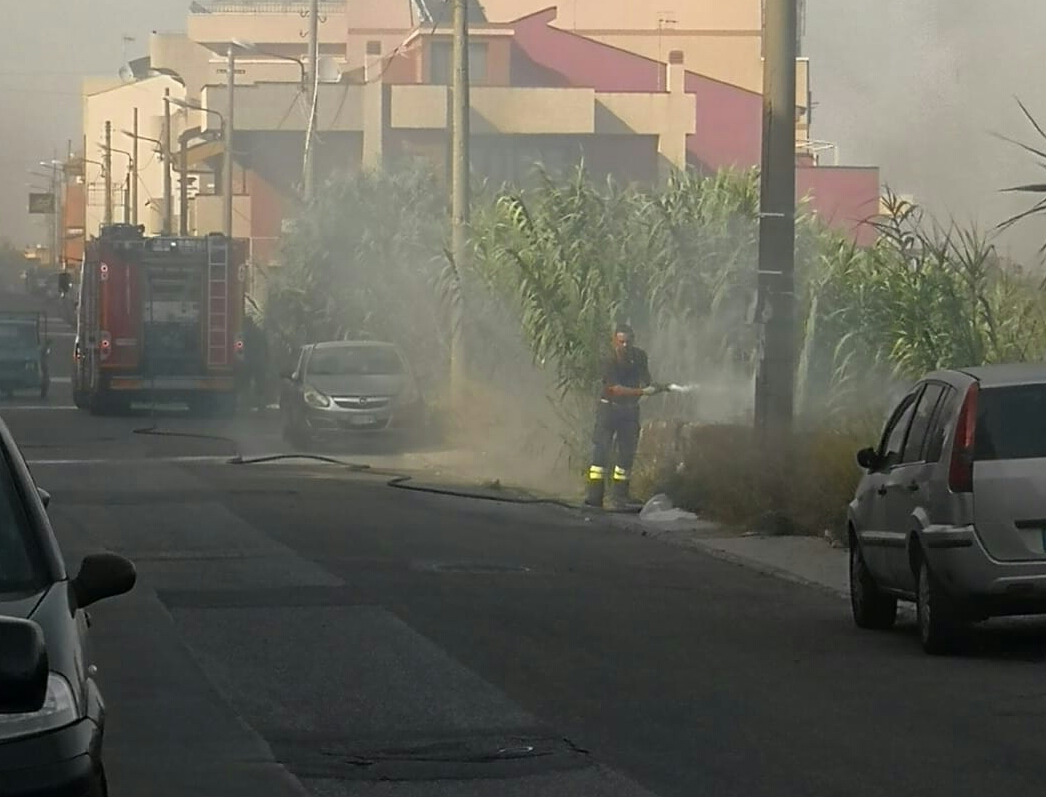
849,363 -> 1046,654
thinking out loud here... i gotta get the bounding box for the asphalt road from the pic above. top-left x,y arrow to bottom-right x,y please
4,301 -> 1046,796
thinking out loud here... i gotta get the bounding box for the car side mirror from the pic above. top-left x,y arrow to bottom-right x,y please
37,487 -> 50,508
856,447 -> 880,470
57,272 -> 71,297
0,617 -> 48,714
71,553 -> 137,609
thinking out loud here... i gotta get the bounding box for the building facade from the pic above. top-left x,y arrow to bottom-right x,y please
73,0 -> 879,274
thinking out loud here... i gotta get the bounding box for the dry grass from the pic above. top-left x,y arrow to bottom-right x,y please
632,421 -> 869,539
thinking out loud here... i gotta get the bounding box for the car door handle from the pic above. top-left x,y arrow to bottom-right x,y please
906,481 -> 919,492
877,486 -> 888,496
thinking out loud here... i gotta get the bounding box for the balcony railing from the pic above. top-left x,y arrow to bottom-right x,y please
191,1 -> 342,13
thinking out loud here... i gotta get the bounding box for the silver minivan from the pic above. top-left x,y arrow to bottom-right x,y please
848,364 -> 1046,654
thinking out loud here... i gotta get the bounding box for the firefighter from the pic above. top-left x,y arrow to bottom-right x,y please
241,314 -> 269,410
585,323 -> 667,509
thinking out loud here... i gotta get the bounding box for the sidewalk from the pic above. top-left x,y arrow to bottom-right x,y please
605,512 -> 851,597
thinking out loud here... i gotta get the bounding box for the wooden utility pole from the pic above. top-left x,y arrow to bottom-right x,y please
449,0 -> 470,405
103,121 -> 113,226
131,107 -> 139,225
163,89 -> 173,234
303,0 -> 319,201
753,0 -> 798,441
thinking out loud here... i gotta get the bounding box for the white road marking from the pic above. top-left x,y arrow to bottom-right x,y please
27,455 -> 234,466
1,405 -> 78,411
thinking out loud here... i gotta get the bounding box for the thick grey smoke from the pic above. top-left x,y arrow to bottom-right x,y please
806,0 -> 1045,263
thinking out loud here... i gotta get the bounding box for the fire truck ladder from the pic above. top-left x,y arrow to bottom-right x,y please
207,236 -> 229,367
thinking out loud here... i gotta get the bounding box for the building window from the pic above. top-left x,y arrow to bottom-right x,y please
429,41 -> 488,85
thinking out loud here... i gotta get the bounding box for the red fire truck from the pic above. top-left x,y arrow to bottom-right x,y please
70,224 -> 247,415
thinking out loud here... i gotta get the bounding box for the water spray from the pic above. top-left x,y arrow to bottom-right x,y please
667,383 -> 701,394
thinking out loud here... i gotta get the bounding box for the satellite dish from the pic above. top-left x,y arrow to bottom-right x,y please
316,56 -> 342,84
118,63 -> 135,83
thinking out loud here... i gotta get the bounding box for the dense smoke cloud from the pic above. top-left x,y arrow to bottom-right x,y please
806,0 -> 1045,263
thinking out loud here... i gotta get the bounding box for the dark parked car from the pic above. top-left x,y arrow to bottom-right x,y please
0,416 -> 136,795
279,340 -> 427,449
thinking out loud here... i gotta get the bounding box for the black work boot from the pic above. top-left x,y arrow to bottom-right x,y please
609,478 -> 641,510
584,470 -> 606,508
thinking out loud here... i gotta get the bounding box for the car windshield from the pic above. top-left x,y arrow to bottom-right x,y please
308,346 -> 404,376
0,452 -> 44,594
0,323 -> 37,349
974,383 -> 1046,461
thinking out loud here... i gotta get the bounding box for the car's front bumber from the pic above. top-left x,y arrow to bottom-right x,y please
300,381 -> 425,436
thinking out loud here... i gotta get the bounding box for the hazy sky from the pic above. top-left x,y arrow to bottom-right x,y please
0,1 -> 185,246
1,1 -> 1042,260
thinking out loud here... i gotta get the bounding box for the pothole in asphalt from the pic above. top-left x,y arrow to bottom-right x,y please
411,561 -> 532,574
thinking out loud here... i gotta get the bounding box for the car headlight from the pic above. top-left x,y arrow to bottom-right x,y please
0,673 -> 78,741
303,386 -> 331,409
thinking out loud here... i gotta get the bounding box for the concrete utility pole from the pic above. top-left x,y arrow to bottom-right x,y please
103,122 -> 113,226
753,0 -> 798,441
303,0 -> 319,201
49,153 -> 61,270
223,44 -> 235,238
449,0 -> 470,405
179,126 -> 202,236
163,89 -> 173,234
131,107 -> 139,225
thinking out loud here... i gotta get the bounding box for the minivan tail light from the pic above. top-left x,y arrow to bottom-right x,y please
948,382 -> 979,493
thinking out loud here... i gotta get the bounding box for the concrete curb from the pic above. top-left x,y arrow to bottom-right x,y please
607,514 -> 919,618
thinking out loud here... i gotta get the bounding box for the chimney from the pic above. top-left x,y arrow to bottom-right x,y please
364,40 -> 382,84
666,50 -> 684,94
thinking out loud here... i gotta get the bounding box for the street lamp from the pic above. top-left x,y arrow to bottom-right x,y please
122,123 -> 162,227
231,36 -> 340,202
38,160 -> 63,268
169,97 -> 231,238
231,38 -> 306,87
105,147 -> 134,224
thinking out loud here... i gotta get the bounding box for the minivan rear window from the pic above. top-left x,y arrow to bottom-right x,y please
974,384 -> 1046,461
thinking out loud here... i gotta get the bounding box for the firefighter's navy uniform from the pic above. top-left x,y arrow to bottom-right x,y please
585,346 -> 652,508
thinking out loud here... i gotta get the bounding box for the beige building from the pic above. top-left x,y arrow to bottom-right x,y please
344,0 -> 812,145
75,1 -> 875,269
81,74 -> 188,239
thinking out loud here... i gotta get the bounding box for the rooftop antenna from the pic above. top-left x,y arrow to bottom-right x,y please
122,34 -> 135,62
